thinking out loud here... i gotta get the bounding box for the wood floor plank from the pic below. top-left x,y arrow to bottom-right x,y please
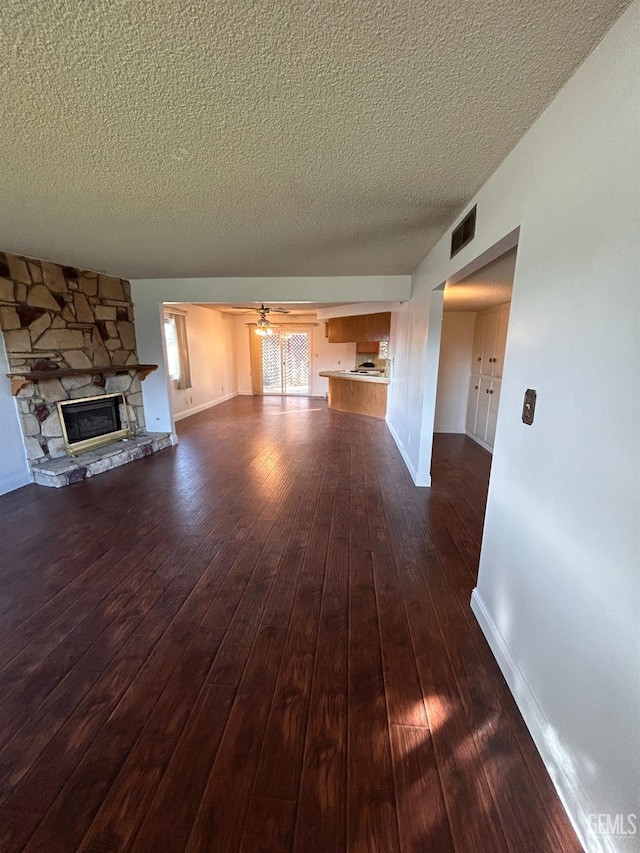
347,641 -> 401,853
389,724 -> 455,853
293,425 -> 350,853
75,626 -> 227,852
185,625 -> 287,853
365,483 -> 429,729
0,401 -> 581,853
129,684 -> 236,853
239,796 -> 297,853
250,435 -> 337,803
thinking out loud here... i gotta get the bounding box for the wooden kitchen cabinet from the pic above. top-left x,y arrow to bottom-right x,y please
326,375 -> 388,418
328,312 -> 391,343
356,341 -> 380,355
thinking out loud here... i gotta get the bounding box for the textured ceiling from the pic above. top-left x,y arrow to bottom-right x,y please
444,247 -> 516,311
0,0 -> 629,279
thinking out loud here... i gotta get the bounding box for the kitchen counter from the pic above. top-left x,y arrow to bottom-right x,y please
319,370 -> 389,385
319,371 -> 389,418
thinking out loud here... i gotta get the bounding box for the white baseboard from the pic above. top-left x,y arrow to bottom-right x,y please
237,390 -> 254,396
465,429 -> 493,453
0,470 -> 33,496
173,391 -> 239,421
434,426 -> 466,434
470,588 -> 608,853
385,418 -> 431,487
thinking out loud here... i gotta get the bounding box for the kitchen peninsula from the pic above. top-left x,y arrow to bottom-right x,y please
319,370 -> 389,419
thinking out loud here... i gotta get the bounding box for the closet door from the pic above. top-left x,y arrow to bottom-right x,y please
485,381 -> 501,446
466,376 -> 480,434
482,310 -> 499,376
472,315 -> 485,375
475,378 -> 492,441
492,306 -> 510,378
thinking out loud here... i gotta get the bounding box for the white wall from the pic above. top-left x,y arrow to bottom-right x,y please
0,335 -> 30,494
233,314 -> 356,397
385,286 -> 444,486
387,5 -> 640,850
131,277 -> 410,437
433,312 -> 475,433
166,304 -> 238,420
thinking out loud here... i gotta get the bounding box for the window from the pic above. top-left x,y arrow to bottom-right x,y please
163,311 -> 192,389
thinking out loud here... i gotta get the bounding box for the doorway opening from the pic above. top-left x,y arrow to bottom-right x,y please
261,331 -> 310,396
433,246 -> 516,454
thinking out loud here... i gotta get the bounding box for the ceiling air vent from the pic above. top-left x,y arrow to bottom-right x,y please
450,205 -> 477,258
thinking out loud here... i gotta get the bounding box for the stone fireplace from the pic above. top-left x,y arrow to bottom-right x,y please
0,251 -> 171,487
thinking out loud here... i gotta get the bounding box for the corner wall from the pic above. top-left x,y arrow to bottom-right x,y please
434,312 -> 476,433
387,4 -> 640,850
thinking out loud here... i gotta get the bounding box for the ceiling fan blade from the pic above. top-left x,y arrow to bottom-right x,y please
230,303 -> 290,314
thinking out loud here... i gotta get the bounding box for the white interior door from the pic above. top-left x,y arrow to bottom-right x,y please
482,310 -> 499,376
472,314 -> 485,375
485,381 -> 501,446
475,377 -> 492,441
492,306 -> 510,378
466,375 -> 480,434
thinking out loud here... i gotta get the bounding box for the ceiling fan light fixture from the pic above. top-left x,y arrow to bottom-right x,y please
254,308 -> 274,335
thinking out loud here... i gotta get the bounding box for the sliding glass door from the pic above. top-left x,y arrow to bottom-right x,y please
261,331 -> 310,395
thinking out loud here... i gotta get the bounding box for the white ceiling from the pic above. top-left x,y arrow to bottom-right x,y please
0,1 -> 629,279
444,247 -> 516,311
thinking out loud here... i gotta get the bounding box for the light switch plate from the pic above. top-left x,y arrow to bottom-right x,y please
522,389 -> 536,425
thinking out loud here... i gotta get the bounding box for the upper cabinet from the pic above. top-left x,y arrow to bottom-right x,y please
472,303 -> 510,379
356,341 -> 380,355
328,312 -> 391,343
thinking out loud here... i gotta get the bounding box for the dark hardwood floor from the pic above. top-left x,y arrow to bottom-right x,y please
0,396 -> 581,852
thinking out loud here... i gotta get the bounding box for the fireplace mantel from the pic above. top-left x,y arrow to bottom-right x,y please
7,364 -> 158,396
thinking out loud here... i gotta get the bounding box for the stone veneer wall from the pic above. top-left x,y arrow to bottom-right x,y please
0,251 -> 146,463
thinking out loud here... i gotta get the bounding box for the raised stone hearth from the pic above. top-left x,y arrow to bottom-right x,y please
30,433 -> 173,488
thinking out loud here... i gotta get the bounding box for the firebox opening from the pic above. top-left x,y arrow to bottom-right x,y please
57,393 -> 131,456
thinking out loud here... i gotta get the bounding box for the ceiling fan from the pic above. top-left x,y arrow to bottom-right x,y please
231,303 -> 291,335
